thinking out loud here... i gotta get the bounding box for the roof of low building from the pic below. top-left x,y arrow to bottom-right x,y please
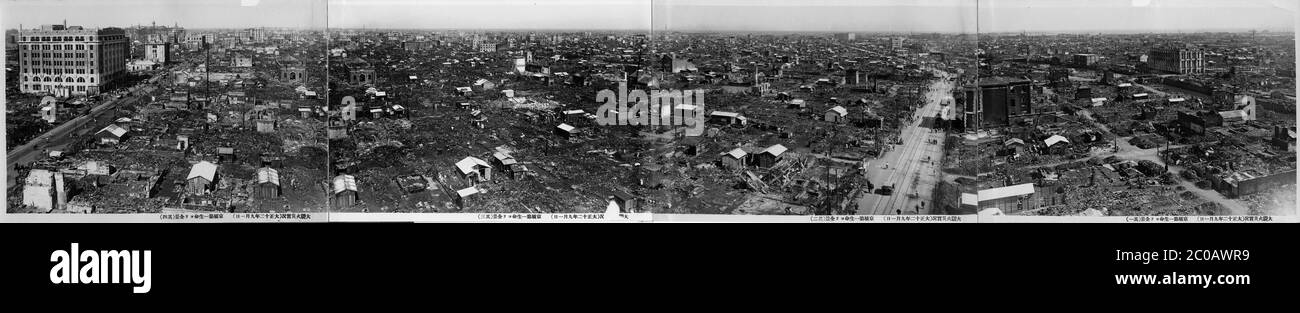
332,174 -> 358,194
1045,135 -> 1070,147
456,186 -> 480,198
455,157 -> 491,175
828,106 -> 848,116
256,167 -> 279,186
961,193 -> 979,206
724,148 -> 748,159
97,124 -> 128,138
186,161 -> 217,182
25,169 -> 54,187
977,183 -> 1036,202
492,152 -> 517,165
1218,110 -> 1248,120
762,144 -> 788,157
974,77 -> 1032,87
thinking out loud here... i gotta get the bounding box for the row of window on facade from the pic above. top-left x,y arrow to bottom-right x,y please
24,84 -> 93,92
20,44 -> 96,50
20,35 -> 120,41
24,60 -> 96,67
22,76 -> 95,83
22,52 -> 96,58
21,68 -> 99,75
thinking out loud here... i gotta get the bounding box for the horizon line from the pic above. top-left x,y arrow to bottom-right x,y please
5,26 -> 1293,34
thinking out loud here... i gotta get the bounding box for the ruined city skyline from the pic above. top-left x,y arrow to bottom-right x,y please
4,0 -> 1293,33
3,0 -> 1296,220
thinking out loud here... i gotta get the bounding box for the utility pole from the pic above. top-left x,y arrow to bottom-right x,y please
204,35 -> 210,110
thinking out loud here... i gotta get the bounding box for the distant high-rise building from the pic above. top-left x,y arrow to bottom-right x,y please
1073,53 -> 1099,67
171,23 -> 185,44
143,42 -> 170,64
126,22 -> 181,44
246,28 -> 267,43
836,33 -> 856,42
1148,44 -> 1205,74
18,24 -> 128,97
281,64 -> 306,83
4,30 -> 18,70
891,37 -> 905,51
477,42 -> 503,53
5,29 -> 18,47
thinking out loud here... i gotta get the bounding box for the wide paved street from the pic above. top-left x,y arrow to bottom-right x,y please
855,70 -> 953,215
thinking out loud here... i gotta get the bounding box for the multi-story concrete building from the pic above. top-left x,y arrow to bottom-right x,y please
245,28 -> 267,43
4,30 -> 17,71
171,26 -> 186,44
125,22 -> 182,59
5,29 -> 17,47
1073,53 -> 1099,67
961,77 -> 1033,132
127,22 -> 183,44
17,24 -> 128,97
281,63 -> 306,83
143,42 -> 170,64
1148,44 -> 1205,74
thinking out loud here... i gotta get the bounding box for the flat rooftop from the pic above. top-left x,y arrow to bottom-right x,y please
971,77 -> 1033,87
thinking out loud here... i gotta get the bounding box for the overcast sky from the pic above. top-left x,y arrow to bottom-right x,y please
2,0 -> 326,29
329,0 -> 651,30
654,0 -> 1294,33
2,0 -> 1294,33
977,0 -> 1296,33
653,0 -> 976,33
